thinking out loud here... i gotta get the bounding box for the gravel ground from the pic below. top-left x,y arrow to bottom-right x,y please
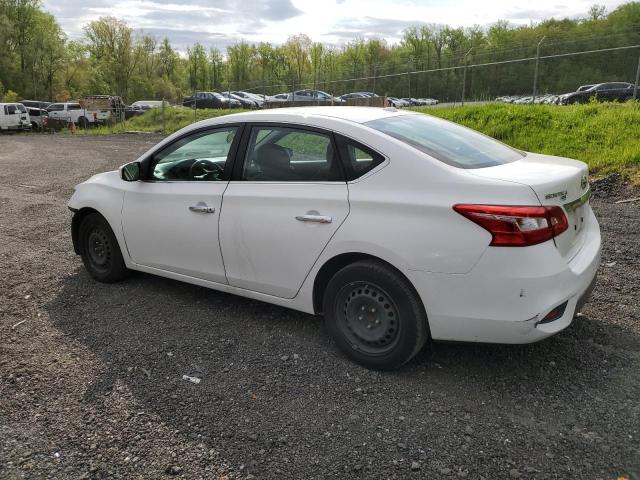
1,134 -> 638,480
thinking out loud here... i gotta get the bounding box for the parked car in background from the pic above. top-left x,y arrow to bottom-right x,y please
131,100 -> 170,111
69,106 -> 600,370
340,93 -> 369,100
561,82 -> 636,104
46,102 -> 90,126
232,91 -> 265,108
221,91 -> 259,109
0,103 -> 31,131
19,99 -> 51,110
267,93 -> 289,102
182,92 -> 242,109
26,107 -> 47,131
386,97 -> 410,107
286,89 -> 345,103
124,104 -> 146,119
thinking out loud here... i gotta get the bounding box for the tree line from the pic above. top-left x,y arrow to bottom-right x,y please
0,0 -> 639,104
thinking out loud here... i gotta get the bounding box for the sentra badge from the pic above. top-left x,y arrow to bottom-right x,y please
545,190 -> 567,201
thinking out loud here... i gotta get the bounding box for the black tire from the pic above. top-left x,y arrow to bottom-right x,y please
323,260 -> 428,370
77,116 -> 88,129
78,213 -> 130,283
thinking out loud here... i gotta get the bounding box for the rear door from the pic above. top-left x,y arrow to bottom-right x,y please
219,124 -> 349,298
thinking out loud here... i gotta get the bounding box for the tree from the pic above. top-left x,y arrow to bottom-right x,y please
84,16 -> 141,100
285,34 -> 311,89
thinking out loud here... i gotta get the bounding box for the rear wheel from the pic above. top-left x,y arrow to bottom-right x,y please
323,260 -> 428,370
77,116 -> 89,129
78,213 -> 130,283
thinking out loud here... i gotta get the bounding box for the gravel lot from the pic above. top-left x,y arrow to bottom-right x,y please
1,134 -> 638,480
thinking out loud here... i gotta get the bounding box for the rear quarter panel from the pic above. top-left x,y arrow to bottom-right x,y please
312,121 -> 541,275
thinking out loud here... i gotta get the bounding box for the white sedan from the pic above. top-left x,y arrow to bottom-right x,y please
68,106 -> 601,369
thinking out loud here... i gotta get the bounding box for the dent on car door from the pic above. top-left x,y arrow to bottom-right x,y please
219,124 -> 349,298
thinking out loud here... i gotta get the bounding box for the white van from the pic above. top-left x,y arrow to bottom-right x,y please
0,103 -> 31,131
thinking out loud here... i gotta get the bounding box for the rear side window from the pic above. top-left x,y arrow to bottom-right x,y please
335,136 -> 385,180
48,104 -> 64,111
68,104 -> 81,110
364,114 -> 523,169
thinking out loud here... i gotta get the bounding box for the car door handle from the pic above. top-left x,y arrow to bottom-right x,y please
295,214 -> 332,223
189,202 -> 216,214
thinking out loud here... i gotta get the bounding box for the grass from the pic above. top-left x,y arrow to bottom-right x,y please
415,102 -> 640,180
83,102 -> 640,180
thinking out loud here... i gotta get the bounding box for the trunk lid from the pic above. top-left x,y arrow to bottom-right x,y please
468,153 -> 591,259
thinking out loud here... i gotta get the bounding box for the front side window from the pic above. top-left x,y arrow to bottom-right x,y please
5,105 -> 17,114
364,114 -> 524,169
151,127 -> 238,181
47,104 -> 63,111
242,126 -> 342,182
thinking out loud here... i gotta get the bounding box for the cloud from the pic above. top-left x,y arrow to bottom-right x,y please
42,0 -> 628,52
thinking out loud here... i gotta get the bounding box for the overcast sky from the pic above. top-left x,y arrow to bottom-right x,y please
42,0 -> 628,52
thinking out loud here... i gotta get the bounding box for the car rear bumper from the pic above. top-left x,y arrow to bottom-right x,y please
406,206 -> 601,344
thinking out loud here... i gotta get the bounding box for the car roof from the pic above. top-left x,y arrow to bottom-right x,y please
196,106 -> 415,126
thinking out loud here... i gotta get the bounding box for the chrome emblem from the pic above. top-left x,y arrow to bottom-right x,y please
545,190 -> 567,201
581,174 -> 588,190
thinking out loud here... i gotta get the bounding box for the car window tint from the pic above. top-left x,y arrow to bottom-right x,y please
48,104 -> 63,111
152,127 -> 237,181
68,104 -> 81,110
242,127 -> 342,182
336,137 -> 385,180
365,114 -> 523,169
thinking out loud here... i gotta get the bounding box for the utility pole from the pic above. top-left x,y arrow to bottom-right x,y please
532,36 -> 546,103
461,47 -> 473,106
634,55 -> 640,101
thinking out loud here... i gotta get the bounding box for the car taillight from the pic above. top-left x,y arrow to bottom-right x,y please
453,204 -> 568,247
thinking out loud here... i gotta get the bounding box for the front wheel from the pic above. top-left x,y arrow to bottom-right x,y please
323,260 -> 429,370
78,213 -> 130,283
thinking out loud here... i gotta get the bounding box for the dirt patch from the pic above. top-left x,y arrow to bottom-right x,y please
1,134 -> 638,479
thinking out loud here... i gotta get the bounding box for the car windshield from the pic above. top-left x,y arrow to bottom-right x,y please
364,114 -> 524,169
16,104 -> 27,113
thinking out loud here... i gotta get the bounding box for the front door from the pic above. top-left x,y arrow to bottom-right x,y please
122,126 -> 240,283
219,124 -> 349,298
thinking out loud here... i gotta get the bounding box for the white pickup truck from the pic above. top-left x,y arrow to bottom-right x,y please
46,102 -> 93,126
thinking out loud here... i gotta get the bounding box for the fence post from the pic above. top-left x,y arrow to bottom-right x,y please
532,36 -> 546,104
634,55 -> 640,101
161,97 -> 166,134
461,47 -> 473,106
407,71 -> 411,100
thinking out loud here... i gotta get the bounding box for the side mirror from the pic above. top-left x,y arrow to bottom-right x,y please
121,161 -> 141,181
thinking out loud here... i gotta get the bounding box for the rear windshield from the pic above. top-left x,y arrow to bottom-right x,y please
364,114 -> 524,169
